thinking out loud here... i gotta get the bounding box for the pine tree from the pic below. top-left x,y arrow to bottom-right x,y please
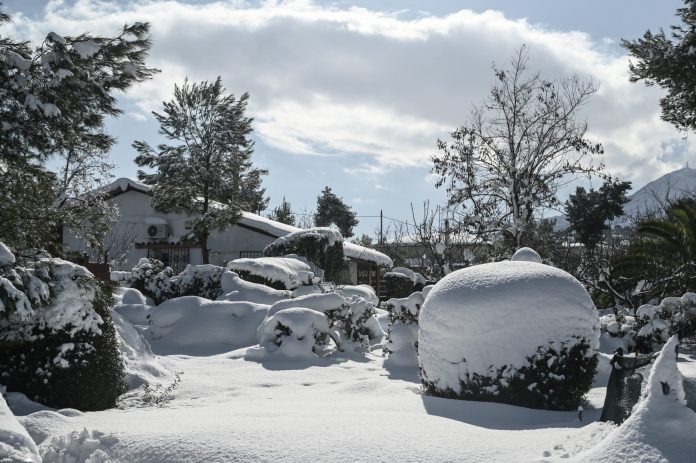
134,77 -> 268,263
565,179 -> 632,250
622,0 -> 696,132
268,197 -> 296,226
0,9 -> 158,252
313,186 -> 359,237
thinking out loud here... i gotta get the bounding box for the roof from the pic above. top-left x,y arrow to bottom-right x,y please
106,178 -> 393,267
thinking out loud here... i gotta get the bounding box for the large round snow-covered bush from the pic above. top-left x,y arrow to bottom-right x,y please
419,260 -> 600,410
0,249 -> 126,411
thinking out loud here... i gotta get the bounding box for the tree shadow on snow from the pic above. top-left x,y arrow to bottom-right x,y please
247,349 -> 373,371
421,395 -> 602,430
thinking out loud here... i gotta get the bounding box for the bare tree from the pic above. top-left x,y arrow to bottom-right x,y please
432,46 -> 604,247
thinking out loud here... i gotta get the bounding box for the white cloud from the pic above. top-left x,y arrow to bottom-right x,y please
5,0 -> 695,189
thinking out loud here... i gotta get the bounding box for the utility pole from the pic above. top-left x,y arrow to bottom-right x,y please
380,209 -> 384,247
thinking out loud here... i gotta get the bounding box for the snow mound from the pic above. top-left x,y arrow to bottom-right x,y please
421,285 -> 434,299
511,247 -> 541,263
338,285 -> 379,306
147,296 -> 269,355
390,267 -> 427,286
227,256 -> 314,290
384,322 -> 419,367
0,393 -> 40,462
112,311 -> 170,389
112,303 -> 150,326
419,261 -> 599,404
291,284 -> 323,298
40,428 -> 118,463
217,271 -> 290,305
575,336 -> 696,462
120,288 -> 147,305
0,242 -> 15,267
268,227 -> 343,248
252,307 -> 331,360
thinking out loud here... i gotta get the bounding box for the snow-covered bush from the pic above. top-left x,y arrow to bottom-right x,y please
383,292 -> 425,367
511,247 -> 542,263
419,261 -> 600,410
263,228 -> 346,282
256,308 -> 332,359
338,284 -> 379,306
0,246 -> 126,410
126,259 -> 228,304
383,272 -> 415,299
217,270 -> 290,305
126,258 -> 173,304
264,292 -> 381,350
227,255 -> 314,290
633,293 -> 696,353
598,311 -> 635,354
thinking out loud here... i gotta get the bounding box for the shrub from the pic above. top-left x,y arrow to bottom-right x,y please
384,292 -> 424,367
0,248 -> 126,410
257,308 -> 332,359
125,260 -> 226,303
383,272 -> 415,299
633,293 -> 696,352
422,338 -> 598,411
127,258 -> 173,304
263,228 -> 346,282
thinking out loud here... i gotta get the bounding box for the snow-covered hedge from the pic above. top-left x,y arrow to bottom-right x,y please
217,270 -> 290,305
263,228 -> 346,282
0,246 -> 126,410
383,271 -> 416,299
227,255 -> 314,290
264,292 -> 382,350
633,293 -> 696,353
384,291 -> 425,367
419,260 -> 600,410
125,259 -> 227,304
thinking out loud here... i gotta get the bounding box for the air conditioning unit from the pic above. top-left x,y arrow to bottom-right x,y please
146,223 -> 170,240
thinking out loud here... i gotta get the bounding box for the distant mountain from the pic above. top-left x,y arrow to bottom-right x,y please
619,166 -> 696,221
551,166 -> 696,230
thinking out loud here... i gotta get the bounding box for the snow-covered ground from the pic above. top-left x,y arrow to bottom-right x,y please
6,328 -> 696,462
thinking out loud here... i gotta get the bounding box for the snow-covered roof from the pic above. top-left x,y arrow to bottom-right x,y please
102,177 -> 152,197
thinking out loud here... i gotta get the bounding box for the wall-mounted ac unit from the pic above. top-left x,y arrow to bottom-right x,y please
146,224 -> 170,239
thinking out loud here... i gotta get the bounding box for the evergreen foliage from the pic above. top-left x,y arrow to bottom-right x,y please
383,272 -> 415,299
313,187 -> 358,238
622,0 -> 696,132
422,338 -> 598,411
565,179 -> 632,249
432,46 -> 604,247
268,197 -> 296,226
0,9 -> 158,252
0,249 -> 126,410
263,231 -> 347,283
134,77 -> 268,264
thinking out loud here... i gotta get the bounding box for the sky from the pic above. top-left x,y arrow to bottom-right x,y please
2,0 -> 694,237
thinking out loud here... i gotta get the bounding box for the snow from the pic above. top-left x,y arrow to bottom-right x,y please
0,242 -> 15,266
390,266 -> 427,286
112,311 -> 171,390
217,270 -> 290,305
574,336 -> 696,462
342,242 -> 393,267
384,322 -> 419,367
0,393 -> 40,462
71,40 -> 101,59
421,284 -> 434,299
419,261 -> 600,394
120,288 -> 147,305
338,284 -> 379,306
266,292 -> 347,318
113,303 -> 150,326
227,256 -> 314,290
269,227 -> 344,249
511,246 -> 542,263
387,292 -> 424,321
146,296 -> 269,355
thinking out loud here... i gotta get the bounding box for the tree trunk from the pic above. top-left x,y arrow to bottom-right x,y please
201,234 -> 209,265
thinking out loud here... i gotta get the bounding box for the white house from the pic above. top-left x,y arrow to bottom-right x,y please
63,178 -> 393,291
